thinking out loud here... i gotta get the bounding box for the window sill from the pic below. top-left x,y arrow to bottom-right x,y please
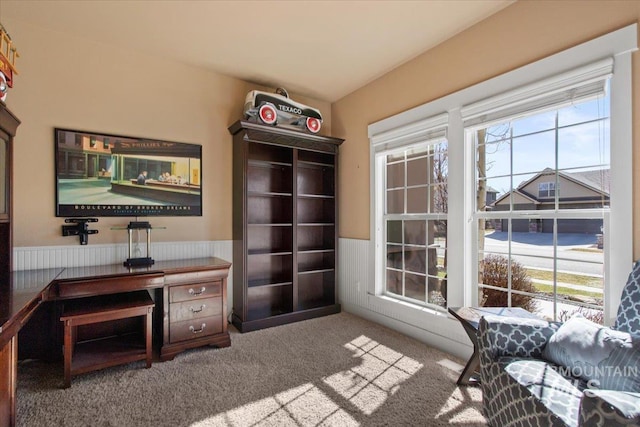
368,293 -> 448,320
363,293 -> 474,356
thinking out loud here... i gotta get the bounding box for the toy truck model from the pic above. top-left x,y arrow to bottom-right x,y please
243,87 -> 323,134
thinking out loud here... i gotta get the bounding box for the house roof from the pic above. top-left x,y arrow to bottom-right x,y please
492,168 -> 610,206
568,169 -> 610,195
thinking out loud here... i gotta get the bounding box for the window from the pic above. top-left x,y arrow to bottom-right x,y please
371,113 -> 449,309
384,143 -> 448,307
538,182 -> 556,198
470,94 -> 609,321
369,25 -> 635,328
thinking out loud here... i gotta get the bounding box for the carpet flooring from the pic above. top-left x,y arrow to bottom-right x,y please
16,312 -> 486,426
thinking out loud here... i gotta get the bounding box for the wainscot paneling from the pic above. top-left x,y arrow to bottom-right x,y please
338,237 -> 473,360
12,241 -> 234,308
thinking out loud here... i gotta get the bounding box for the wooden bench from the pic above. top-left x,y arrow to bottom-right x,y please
60,290 -> 154,388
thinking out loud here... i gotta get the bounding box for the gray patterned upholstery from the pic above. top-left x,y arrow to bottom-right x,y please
614,260 -> 640,334
478,260 -> 640,427
579,390 -> 640,427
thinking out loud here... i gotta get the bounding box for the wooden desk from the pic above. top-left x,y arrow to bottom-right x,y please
0,257 -> 230,427
0,268 -> 63,427
448,306 -> 540,386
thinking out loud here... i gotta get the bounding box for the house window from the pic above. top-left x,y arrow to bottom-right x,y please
371,113 -> 449,309
369,25 -> 634,328
471,94 -> 609,321
538,182 -> 556,198
384,143 -> 448,307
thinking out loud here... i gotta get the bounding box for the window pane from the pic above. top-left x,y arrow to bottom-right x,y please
407,156 -> 429,186
386,269 -> 402,295
387,244 -> 402,269
404,247 -> 426,274
512,131 -> 555,176
386,162 -> 404,189
483,140 -> 511,180
406,186 -> 427,213
558,97 -> 609,127
557,121 -> 610,170
511,110 -> 556,136
432,183 -> 447,213
555,172 -> 608,210
483,124 -> 512,143
386,189 -> 404,214
404,220 -> 426,245
387,221 -> 402,244
431,220 -> 447,306
405,272 -> 426,301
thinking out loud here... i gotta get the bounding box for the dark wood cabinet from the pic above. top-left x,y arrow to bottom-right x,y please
0,102 -> 20,427
160,262 -> 231,361
229,120 -> 343,332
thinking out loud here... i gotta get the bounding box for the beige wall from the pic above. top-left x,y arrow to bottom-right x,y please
333,1 -> 640,259
4,20 -> 331,247
5,1 -> 640,255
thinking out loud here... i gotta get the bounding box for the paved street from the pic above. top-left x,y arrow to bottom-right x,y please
483,231 -> 603,277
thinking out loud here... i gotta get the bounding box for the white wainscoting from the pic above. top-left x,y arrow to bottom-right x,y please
338,237 -> 473,361
13,240 -> 234,312
13,240 -> 233,271
15,238 -> 472,359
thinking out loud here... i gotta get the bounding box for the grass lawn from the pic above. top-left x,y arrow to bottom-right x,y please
533,282 -> 602,299
526,268 -> 602,288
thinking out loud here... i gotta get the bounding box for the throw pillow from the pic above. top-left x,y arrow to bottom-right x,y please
542,315 -> 640,392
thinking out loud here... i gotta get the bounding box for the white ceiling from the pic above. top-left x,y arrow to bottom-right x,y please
2,0 -> 513,102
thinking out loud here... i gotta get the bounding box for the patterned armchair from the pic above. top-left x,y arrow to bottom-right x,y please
478,260 -> 640,427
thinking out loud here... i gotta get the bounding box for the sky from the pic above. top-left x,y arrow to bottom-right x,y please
479,95 -> 610,198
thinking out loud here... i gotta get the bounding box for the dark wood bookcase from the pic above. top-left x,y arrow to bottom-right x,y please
0,102 -> 20,427
229,120 -> 343,332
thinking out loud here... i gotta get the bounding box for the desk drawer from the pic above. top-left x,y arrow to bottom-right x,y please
169,316 -> 222,343
169,297 -> 222,322
56,273 -> 164,299
169,281 -> 222,303
164,269 -> 229,286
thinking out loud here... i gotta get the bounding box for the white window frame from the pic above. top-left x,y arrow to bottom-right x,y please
378,134 -> 449,309
369,24 -> 636,327
370,114 -> 448,306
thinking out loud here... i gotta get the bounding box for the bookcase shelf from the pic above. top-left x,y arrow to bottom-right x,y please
230,120 -> 343,332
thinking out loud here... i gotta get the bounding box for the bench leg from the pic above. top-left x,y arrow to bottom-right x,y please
145,307 -> 152,368
63,320 -> 74,388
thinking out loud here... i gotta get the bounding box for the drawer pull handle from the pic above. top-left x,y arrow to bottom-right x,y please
190,304 -> 206,313
189,287 -> 206,296
189,323 -> 206,334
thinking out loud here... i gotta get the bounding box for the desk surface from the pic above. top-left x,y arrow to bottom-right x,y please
0,257 -> 230,344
